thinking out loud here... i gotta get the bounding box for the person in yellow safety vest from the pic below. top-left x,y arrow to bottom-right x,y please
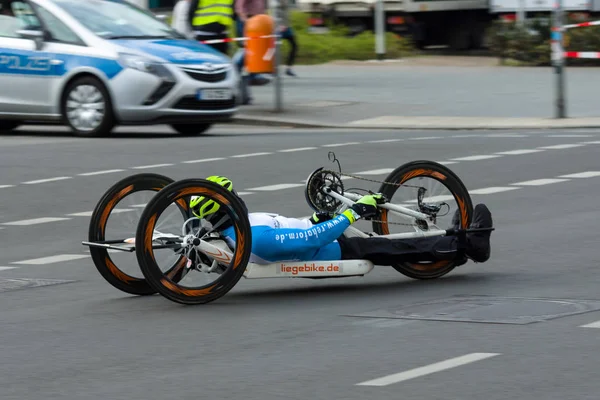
187,0 -> 234,54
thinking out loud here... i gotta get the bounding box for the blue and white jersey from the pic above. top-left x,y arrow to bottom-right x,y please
221,212 -> 352,264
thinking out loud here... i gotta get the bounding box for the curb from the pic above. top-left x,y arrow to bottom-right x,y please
231,115 -> 600,130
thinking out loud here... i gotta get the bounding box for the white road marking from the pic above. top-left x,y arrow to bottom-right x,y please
2,217 -> 71,226
409,136 -> 442,140
132,163 -> 174,169
405,194 -> 455,203
539,144 -> 585,150
131,203 -> 147,208
437,161 -> 458,165
451,155 -> 502,161
486,134 -> 528,137
470,186 -> 521,195
511,178 -> 569,186
580,320 -> 600,328
246,183 -> 304,191
231,152 -> 272,158
0,267 -> 17,271
182,157 -> 226,164
451,134 -> 478,138
495,149 -> 545,155
355,353 -> 501,387
352,168 -> 395,175
12,254 -> 89,265
67,208 -> 133,217
236,191 -> 254,195
78,169 -> 125,176
23,176 -> 71,184
367,139 -> 403,143
547,134 -> 592,137
321,142 -> 360,147
277,147 -> 317,152
0,185 -> 15,188
581,141 -> 600,144
558,171 -> 600,178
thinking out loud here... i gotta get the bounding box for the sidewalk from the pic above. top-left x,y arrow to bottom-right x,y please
232,57 -> 600,129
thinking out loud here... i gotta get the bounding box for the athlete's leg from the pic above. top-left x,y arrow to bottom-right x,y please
337,204 -> 492,265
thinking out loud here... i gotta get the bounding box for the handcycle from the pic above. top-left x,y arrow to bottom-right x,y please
82,153 -> 493,305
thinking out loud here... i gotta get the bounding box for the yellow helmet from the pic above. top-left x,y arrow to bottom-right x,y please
189,176 -> 234,219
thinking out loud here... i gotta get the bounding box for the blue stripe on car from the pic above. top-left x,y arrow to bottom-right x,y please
0,49 -> 123,79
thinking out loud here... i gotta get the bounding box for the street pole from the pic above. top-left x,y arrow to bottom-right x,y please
273,0 -> 283,112
374,0 -> 385,60
517,0 -> 525,26
552,0 -> 566,118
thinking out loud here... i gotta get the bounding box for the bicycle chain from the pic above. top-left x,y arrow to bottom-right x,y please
316,169 -> 437,227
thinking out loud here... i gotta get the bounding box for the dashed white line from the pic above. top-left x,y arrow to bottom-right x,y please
131,203 -> 148,208
0,267 -> 17,271
67,208 -> 133,217
236,191 -> 254,195
321,142 -> 360,147
547,134 -> 592,137
355,353 -> 501,387
23,176 -> 71,185
581,141 -> 600,144
277,147 -> 317,152
132,163 -> 174,169
559,171 -> 600,178
486,134 -> 528,137
470,186 -> 521,195
495,149 -> 545,155
11,254 -> 89,265
539,144 -> 585,150
580,320 -> 600,328
2,217 -> 71,226
367,139 -> 403,143
511,178 -> 569,186
451,155 -> 502,161
182,157 -> 226,164
78,169 -> 126,176
352,168 -> 395,175
409,136 -> 442,140
437,161 -> 458,165
0,185 -> 14,189
451,134 -> 478,138
231,152 -> 272,158
246,183 -> 304,191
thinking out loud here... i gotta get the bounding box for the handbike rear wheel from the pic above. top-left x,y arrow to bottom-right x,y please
88,173 -> 176,296
135,179 -> 253,305
372,160 -> 473,280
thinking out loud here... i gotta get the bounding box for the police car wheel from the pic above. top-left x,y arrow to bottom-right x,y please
62,76 -> 115,137
0,121 -> 19,134
170,123 -> 212,136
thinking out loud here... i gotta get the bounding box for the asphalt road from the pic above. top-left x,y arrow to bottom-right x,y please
2,125 -> 600,399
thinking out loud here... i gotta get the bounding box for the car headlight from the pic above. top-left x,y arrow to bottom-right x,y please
118,53 -> 175,82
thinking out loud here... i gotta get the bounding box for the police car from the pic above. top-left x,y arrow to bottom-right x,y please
0,0 -> 240,137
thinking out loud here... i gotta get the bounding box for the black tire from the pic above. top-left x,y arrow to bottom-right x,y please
135,178 -> 252,305
88,173 -> 175,296
372,160 -> 473,280
62,75 -> 116,137
0,121 -> 20,133
170,123 -> 212,136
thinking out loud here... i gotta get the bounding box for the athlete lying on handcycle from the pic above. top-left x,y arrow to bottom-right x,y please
190,176 -> 493,267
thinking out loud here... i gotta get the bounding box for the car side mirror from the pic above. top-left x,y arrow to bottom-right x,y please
16,29 -> 45,50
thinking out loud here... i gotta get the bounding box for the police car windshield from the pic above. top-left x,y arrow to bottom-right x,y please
52,0 -> 183,40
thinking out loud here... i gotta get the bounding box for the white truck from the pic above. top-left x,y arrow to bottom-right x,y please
295,0 -> 600,50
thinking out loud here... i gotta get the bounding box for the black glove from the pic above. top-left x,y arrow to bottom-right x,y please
343,193 -> 384,223
309,211 -> 333,225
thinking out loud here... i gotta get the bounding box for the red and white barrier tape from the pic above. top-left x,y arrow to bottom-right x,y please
564,51 -> 600,58
199,34 -> 279,44
563,20 -> 600,29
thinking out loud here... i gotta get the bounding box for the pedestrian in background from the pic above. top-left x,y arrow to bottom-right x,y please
275,0 -> 297,77
171,0 -> 194,39
187,0 -> 235,55
235,0 -> 270,85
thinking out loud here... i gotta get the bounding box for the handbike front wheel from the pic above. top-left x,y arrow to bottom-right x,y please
372,160 -> 473,279
87,173 -> 187,296
135,179 -> 253,305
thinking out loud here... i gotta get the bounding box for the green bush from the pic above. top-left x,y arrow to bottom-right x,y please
487,16 -> 600,66
282,11 -> 417,64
